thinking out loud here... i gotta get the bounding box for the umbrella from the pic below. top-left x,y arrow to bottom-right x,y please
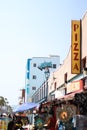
13,102 -> 39,113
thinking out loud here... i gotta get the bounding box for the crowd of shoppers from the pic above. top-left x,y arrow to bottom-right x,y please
7,114 -> 31,130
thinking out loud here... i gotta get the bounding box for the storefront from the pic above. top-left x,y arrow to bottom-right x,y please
33,79 -> 87,130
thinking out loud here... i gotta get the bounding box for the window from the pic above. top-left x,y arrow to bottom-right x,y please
44,84 -> 45,97
64,73 -> 67,83
32,86 -> 36,90
32,75 -> 36,79
42,87 -> 43,99
40,88 -> 41,100
82,57 -> 86,68
33,63 -> 36,67
82,57 -> 87,74
53,64 -> 56,68
54,82 -> 57,90
82,57 -> 87,69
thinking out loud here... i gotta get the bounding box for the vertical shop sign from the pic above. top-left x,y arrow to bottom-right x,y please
71,20 -> 81,74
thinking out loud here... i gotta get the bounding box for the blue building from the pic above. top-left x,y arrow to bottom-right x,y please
25,55 -> 60,102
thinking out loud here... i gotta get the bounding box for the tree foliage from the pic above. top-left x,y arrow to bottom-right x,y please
0,96 -> 6,106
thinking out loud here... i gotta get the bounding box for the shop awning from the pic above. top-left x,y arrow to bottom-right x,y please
13,102 -> 39,113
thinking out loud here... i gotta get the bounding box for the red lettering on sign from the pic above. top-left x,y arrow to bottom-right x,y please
74,53 -> 79,60
74,63 -> 79,70
74,24 -> 79,31
74,43 -> 79,51
71,21 -> 81,74
75,33 -> 78,41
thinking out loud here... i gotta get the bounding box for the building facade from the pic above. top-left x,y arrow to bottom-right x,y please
49,12 -> 87,100
25,55 -> 60,102
26,11 -> 87,129
32,12 -> 87,106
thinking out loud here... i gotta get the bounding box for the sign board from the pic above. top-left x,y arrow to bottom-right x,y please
71,20 -> 81,74
66,80 -> 83,94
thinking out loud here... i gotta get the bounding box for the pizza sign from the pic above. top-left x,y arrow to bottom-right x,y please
71,20 -> 81,74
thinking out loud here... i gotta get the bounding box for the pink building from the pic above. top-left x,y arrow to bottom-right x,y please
48,11 -> 87,100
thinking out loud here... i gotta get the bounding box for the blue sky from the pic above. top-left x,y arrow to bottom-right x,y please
0,0 -> 87,106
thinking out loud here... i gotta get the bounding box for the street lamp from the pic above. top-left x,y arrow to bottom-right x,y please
38,61 -> 52,101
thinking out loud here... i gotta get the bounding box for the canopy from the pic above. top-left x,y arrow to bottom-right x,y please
13,102 -> 39,113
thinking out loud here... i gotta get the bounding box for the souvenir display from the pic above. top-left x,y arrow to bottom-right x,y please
57,105 -> 76,122
34,115 -> 44,129
74,92 -> 87,115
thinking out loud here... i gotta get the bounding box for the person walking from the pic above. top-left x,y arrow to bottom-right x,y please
7,117 -> 15,130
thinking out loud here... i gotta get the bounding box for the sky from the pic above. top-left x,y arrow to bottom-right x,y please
0,0 -> 87,106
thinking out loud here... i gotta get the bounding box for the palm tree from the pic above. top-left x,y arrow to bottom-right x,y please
0,96 -> 5,106
0,96 -> 13,113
